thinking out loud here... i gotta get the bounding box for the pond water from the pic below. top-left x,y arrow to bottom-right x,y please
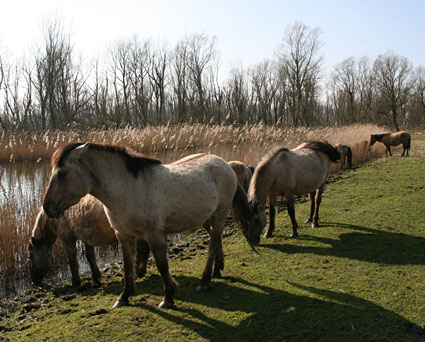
0,162 -> 123,298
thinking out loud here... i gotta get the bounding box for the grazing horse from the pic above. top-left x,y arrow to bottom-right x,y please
28,195 -> 149,288
370,131 -> 411,157
248,141 -> 340,240
335,143 -> 352,169
42,143 -> 255,309
228,161 -> 252,192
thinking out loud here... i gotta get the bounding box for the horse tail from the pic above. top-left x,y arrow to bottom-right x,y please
406,133 -> 411,149
231,183 -> 257,253
346,146 -> 353,168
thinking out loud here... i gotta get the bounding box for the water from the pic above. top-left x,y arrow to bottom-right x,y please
0,162 -> 122,297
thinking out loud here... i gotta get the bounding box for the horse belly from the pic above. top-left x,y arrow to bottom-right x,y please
164,193 -> 218,233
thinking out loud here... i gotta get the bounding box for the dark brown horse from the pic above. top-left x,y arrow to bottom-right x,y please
370,131 -> 411,157
248,141 -> 340,240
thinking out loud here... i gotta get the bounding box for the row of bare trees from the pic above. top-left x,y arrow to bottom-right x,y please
0,20 -> 424,131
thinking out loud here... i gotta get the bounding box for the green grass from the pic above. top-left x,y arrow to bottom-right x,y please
2,153 -> 425,341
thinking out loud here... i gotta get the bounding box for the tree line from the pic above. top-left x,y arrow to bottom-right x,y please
0,20 -> 424,131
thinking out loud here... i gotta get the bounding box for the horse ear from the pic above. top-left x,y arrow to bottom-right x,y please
73,143 -> 90,159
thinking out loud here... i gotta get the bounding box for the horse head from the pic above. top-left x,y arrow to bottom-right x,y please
43,143 -> 92,219
369,134 -> 377,147
28,211 -> 58,285
250,199 -> 267,245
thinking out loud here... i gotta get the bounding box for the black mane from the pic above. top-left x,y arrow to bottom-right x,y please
303,141 -> 341,162
52,142 -> 162,177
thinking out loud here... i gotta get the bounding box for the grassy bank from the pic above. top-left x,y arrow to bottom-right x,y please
1,148 -> 424,341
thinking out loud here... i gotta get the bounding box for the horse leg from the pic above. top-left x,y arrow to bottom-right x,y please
386,145 -> 392,157
285,196 -> 298,238
135,239 -> 150,278
61,237 -> 81,288
312,186 -> 324,228
198,212 -> 225,293
264,196 -> 276,238
147,233 -> 177,309
83,243 -> 101,287
305,192 -> 315,224
113,233 -> 136,308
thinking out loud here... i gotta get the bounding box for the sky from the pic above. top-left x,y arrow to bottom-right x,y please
0,0 -> 424,77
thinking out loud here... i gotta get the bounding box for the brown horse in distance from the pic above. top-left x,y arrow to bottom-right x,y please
370,131 -> 411,157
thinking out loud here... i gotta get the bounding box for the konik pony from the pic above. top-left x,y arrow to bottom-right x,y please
28,195 -> 149,288
370,131 -> 411,157
42,143 -> 256,309
248,141 -> 340,241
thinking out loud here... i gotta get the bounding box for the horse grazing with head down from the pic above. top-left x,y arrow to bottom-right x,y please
42,143 -> 256,309
334,143 -> 352,169
28,195 -> 149,288
248,141 -> 340,241
370,131 -> 411,157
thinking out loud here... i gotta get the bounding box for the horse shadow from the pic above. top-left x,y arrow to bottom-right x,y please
111,275 -> 421,341
262,221 -> 425,266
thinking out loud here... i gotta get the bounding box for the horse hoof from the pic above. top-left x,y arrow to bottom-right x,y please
305,218 -> 312,224
158,300 -> 174,309
289,233 -> 298,239
112,299 -> 129,308
196,284 -> 209,294
263,232 -> 273,238
312,223 -> 320,228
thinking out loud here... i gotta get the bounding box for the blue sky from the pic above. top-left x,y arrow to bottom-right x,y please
1,0 -> 424,76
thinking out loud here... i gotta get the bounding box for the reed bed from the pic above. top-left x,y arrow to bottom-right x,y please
0,123 -> 387,165
0,123 -> 390,296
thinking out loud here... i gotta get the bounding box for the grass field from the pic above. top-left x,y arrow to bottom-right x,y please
1,138 -> 424,341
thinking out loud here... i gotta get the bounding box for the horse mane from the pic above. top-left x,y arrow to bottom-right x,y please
303,141 -> 341,162
371,133 -> 390,142
52,142 -> 162,178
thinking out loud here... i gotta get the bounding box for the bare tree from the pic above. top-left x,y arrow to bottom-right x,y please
249,59 -> 279,124
186,33 -> 218,122
276,22 -> 323,126
373,51 -> 412,131
408,66 -> 425,126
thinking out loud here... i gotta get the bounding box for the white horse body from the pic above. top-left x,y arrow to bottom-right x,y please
43,143 -> 254,308
101,153 -> 236,237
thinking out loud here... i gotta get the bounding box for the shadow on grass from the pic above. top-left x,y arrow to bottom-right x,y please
122,275 -> 421,342
263,221 -> 425,265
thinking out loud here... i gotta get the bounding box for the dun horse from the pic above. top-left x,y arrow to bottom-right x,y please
248,141 -> 340,240
28,195 -> 149,288
335,143 -> 352,169
229,161 -> 252,192
370,131 -> 411,157
42,143 -> 256,309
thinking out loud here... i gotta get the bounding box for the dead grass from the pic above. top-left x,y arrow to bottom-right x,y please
0,124 -> 388,165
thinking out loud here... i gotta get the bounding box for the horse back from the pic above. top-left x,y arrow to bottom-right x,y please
274,148 -> 331,196
63,195 -> 117,247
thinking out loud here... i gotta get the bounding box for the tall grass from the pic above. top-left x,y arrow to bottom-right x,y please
0,124 -> 387,165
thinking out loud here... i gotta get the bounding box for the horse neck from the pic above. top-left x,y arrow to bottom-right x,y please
248,161 -> 273,205
82,149 -> 142,209
32,210 -> 58,245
